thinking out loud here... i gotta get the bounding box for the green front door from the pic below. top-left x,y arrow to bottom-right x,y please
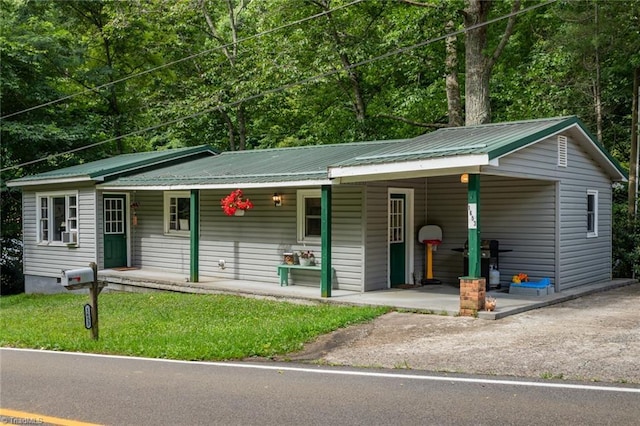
389,193 -> 406,286
104,195 -> 127,268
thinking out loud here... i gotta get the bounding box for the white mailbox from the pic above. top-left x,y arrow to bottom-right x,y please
61,267 -> 95,288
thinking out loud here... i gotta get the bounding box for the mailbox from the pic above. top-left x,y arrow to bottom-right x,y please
61,267 -> 95,289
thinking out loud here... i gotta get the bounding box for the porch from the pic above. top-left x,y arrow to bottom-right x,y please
98,268 -> 636,320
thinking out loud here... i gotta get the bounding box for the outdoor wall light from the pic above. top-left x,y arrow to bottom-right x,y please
460,173 -> 469,184
272,193 -> 282,207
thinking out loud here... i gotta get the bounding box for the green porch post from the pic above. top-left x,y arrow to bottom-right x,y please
321,185 -> 332,298
467,174 -> 481,278
190,189 -> 200,283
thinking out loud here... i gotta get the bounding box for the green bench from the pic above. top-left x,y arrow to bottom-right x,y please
277,264 -> 334,286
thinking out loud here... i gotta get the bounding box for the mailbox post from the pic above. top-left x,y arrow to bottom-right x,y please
61,262 -> 106,340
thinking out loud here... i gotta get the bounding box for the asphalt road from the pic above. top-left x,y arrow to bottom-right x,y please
1,348 -> 639,425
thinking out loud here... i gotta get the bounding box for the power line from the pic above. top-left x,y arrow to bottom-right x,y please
1,0 -> 556,173
0,0 -> 365,120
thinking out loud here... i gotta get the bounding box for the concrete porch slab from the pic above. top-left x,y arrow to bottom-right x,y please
98,268 -> 637,320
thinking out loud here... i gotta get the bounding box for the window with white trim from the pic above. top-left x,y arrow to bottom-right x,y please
297,189 -> 321,242
164,191 -> 190,235
37,192 -> 79,244
587,190 -> 598,237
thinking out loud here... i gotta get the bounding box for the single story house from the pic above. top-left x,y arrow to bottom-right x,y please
8,116 -> 627,297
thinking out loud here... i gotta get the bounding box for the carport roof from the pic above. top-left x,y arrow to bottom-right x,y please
328,116 -> 626,181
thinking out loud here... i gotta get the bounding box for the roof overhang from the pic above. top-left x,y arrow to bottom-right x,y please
568,123 -> 628,182
489,121 -> 627,182
328,154 -> 492,183
6,145 -> 217,189
6,175 -> 94,188
97,179 -> 333,191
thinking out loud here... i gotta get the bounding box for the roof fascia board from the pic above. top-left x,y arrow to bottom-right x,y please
7,146 -> 217,188
333,166 -> 482,184
328,154 -> 489,179
6,176 -> 93,188
488,117 -> 578,160
490,117 -> 627,181
97,179 -> 334,191
569,123 -> 628,181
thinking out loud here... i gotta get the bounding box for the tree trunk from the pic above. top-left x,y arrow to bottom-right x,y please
237,104 -> 247,151
445,20 -> 463,127
220,110 -> 236,151
593,2 -> 603,143
462,0 -> 520,126
629,67 -> 639,219
462,0 -> 492,126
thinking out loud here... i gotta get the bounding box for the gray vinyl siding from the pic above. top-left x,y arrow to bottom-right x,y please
558,175 -> 612,289
22,185 -> 97,279
426,176 -> 470,286
413,181 -> 427,283
483,132 -> 613,290
363,179 -> 426,290
427,175 -> 556,288
128,187 -> 365,290
128,190 -> 190,275
480,177 -> 556,286
363,184 -> 389,291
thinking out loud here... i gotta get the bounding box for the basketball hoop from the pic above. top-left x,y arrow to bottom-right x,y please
418,226 -> 443,285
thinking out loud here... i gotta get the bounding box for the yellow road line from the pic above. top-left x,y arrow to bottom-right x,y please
0,408 -> 102,426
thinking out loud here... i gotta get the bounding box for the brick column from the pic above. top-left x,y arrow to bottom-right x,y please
459,277 -> 486,316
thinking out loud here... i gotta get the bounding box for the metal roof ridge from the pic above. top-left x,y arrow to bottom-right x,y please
117,170 -> 324,180
438,116 -> 574,131
217,139 -> 407,155
354,144 -> 488,160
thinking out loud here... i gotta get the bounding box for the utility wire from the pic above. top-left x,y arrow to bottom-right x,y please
0,0 -> 365,120
1,0 -> 556,173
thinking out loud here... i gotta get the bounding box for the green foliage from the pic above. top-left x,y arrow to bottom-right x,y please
2,0 -> 640,285
0,293 -> 389,360
612,186 -> 640,278
3,0 -> 637,166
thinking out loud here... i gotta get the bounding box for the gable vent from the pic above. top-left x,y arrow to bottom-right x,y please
557,135 -> 568,167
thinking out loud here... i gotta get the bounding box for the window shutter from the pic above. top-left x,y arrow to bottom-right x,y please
557,135 -> 568,167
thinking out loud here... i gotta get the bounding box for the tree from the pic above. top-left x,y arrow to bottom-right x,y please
197,0 -> 251,151
629,67 -> 639,218
461,0 -> 520,125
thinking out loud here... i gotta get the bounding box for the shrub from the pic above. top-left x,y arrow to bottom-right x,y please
1,237 -> 24,295
612,202 -> 640,278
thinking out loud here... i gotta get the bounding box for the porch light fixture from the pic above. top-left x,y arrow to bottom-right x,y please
272,193 -> 282,207
460,173 -> 469,184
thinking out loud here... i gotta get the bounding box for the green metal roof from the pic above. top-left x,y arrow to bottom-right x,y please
101,140 -> 404,188
329,116 -> 626,180
333,116 -> 593,165
7,145 -> 216,187
17,116 -> 626,189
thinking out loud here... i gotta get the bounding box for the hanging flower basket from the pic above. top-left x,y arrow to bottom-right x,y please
221,189 -> 254,216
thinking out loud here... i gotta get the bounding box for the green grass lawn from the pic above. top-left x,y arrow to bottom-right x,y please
0,292 -> 389,360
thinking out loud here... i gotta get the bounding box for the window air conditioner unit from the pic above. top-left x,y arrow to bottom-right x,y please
62,231 -> 78,245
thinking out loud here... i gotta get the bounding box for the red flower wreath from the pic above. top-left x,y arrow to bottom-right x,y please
221,189 -> 254,216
